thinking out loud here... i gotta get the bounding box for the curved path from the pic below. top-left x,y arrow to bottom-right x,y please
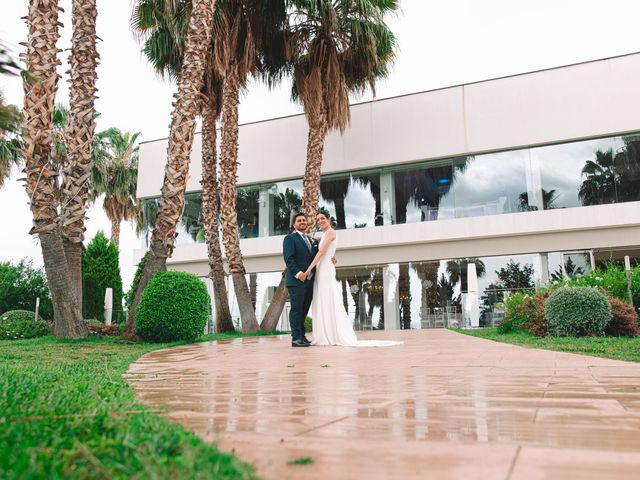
126,330 -> 640,479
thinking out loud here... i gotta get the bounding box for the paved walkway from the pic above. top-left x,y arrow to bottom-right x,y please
126,330 -> 640,480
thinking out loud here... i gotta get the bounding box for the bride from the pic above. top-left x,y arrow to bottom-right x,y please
304,210 -> 402,347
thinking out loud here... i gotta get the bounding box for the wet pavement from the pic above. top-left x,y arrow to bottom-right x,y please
126,329 -> 640,479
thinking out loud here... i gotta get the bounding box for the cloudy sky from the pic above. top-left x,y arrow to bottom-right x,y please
1,0 -> 640,289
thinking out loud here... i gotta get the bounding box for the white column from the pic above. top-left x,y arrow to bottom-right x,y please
104,288 -> 113,325
537,253 -> 550,286
383,263 -> 400,330
467,263 -> 479,328
525,153 -> 544,210
259,187 -> 274,237
380,172 -> 396,225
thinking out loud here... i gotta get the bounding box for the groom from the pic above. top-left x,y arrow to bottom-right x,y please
283,213 -> 318,347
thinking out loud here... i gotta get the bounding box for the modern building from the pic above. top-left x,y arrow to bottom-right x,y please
136,52 -> 640,331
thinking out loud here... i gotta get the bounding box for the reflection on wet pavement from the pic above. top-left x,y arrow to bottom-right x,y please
126,329 -> 640,479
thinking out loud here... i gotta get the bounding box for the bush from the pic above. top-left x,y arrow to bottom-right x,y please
605,297 -> 639,337
545,286 -> 611,336
0,260 -> 53,320
0,310 -> 50,340
304,316 -> 312,332
125,251 -> 149,309
83,232 -> 124,323
135,271 -> 210,342
85,319 -> 119,336
521,291 -> 551,337
500,293 -> 535,334
570,263 -> 640,306
0,310 -> 43,322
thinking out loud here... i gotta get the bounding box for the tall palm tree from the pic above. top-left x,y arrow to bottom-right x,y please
59,0 -> 100,309
90,128 -> 140,249
518,188 -> 559,211
131,0 -> 235,333
213,0 -> 286,333
260,0 -> 397,331
286,0 -> 397,227
123,0 -> 219,338
22,0 -> 88,338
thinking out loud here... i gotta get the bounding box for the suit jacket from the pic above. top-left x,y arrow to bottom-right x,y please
283,232 -> 318,287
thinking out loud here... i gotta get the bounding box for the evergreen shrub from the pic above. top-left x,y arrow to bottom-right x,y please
136,271 -> 209,342
545,286 -> 611,337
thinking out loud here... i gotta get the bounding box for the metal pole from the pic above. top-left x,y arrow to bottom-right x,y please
624,256 -> 634,307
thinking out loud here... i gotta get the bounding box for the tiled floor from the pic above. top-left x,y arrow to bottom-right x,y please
126,329 -> 640,479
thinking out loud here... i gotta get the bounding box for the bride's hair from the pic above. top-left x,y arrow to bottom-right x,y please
317,209 -> 336,227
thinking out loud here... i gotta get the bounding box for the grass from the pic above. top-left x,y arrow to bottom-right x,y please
287,457 -> 315,466
455,327 -> 640,362
0,331 -> 281,479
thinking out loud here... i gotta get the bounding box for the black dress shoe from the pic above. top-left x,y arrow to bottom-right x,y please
302,336 -> 311,345
291,339 -> 310,347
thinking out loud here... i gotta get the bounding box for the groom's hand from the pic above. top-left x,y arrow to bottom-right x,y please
298,271 -> 308,281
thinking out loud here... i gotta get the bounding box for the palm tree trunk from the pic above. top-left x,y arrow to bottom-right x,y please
60,0 -> 99,307
200,95 -> 234,332
22,0 -> 88,338
123,0 -> 218,338
219,62 -> 258,333
110,220 -> 120,249
301,115 -> 329,228
260,272 -> 288,331
261,115 -> 329,330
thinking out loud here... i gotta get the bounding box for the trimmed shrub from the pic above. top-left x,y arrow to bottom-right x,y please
545,287 -> 611,337
605,297 -> 639,337
304,316 -> 312,332
83,232 -> 124,323
0,310 -> 50,340
136,271 -> 210,342
125,251 -> 149,309
0,310 -> 44,322
0,260 -> 53,320
500,292 -> 535,334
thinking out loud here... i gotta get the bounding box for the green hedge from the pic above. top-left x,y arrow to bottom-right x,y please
82,232 -> 124,322
0,310 -> 50,340
545,287 -> 611,337
135,271 -> 210,342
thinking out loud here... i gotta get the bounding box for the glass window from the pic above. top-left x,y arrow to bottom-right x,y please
269,179 -> 303,236
320,172 -> 382,230
452,152 -> 527,218
236,186 -> 260,239
611,134 -> 640,204
532,137 -> 615,209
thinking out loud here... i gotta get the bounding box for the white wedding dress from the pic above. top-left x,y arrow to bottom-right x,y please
310,231 -> 403,347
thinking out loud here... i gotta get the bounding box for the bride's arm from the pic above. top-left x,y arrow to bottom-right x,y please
304,230 -> 336,275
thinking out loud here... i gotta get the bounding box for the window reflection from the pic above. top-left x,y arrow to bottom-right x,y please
320,173 -> 382,229
237,186 -> 259,239
270,180 -> 302,236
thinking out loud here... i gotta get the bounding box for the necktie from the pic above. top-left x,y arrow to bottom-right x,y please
302,234 -> 312,252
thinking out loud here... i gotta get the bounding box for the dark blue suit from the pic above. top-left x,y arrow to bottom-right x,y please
283,232 -> 318,341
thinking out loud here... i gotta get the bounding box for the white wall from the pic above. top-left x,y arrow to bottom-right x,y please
137,52 -> 640,198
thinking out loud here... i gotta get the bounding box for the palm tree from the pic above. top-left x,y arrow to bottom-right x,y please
90,128 -> 140,249
260,0 -> 397,331
22,0 -> 88,338
445,258 -> 486,292
285,0 -> 397,226
0,93 -> 21,189
123,0 -> 219,338
578,149 -> 618,206
213,0 -> 286,333
518,188 -> 560,211
131,0 -> 235,333
59,0 -> 100,309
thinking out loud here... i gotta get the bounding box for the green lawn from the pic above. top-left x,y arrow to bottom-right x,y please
455,328 -> 640,362
0,332 -> 278,479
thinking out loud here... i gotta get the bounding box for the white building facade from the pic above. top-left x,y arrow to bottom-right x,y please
136,53 -> 640,330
